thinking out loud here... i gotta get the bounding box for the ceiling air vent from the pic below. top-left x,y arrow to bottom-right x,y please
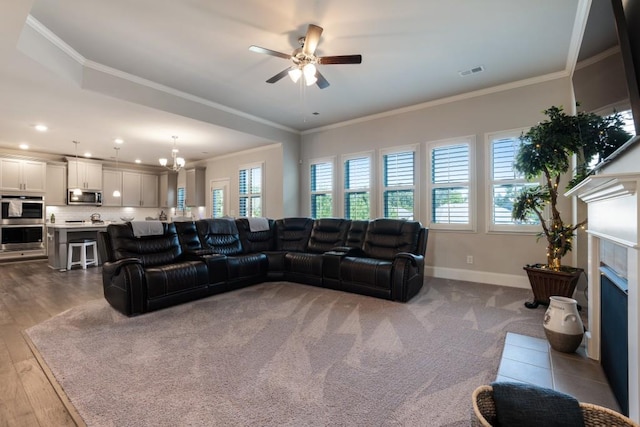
459,65 -> 484,77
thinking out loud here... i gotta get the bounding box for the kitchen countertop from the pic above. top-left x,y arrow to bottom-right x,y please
46,222 -> 113,229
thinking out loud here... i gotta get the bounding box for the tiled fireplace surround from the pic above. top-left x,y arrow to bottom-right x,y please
567,171 -> 640,422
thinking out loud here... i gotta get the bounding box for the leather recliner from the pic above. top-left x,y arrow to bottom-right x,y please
338,218 -> 428,302
284,218 -> 350,286
101,223 -> 209,316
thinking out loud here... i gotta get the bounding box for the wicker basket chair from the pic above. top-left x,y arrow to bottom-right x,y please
471,385 -> 638,427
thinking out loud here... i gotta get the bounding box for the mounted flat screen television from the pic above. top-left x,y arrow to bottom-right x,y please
602,0 -> 640,163
612,0 -> 640,135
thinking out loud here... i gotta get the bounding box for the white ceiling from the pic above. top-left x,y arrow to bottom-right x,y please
0,0 -> 618,167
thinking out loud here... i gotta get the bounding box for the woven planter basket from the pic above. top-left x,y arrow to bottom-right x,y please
524,264 -> 583,308
471,385 -> 638,427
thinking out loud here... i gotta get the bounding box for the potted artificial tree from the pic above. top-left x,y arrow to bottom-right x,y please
512,106 -> 630,308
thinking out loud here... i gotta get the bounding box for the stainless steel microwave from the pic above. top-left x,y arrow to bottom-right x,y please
68,190 -> 103,206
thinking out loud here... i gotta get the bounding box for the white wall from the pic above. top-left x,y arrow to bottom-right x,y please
300,77 -> 575,286
203,143 -> 288,219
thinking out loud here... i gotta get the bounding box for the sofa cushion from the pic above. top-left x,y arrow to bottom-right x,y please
108,223 -> 183,267
275,217 -> 314,252
340,257 -> 393,290
227,253 -> 269,281
306,218 -> 350,253
362,219 -> 421,260
145,260 -> 209,299
346,220 -> 369,248
236,218 -> 275,253
284,252 -> 324,277
174,221 -> 202,251
196,218 -> 243,255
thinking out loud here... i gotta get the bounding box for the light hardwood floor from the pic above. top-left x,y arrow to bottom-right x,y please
0,259 -> 103,427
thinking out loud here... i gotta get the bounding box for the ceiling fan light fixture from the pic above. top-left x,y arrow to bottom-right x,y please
305,74 -> 317,86
288,67 -> 302,83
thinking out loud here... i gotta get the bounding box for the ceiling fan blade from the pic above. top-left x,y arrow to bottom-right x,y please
302,24 -> 323,56
249,45 -> 291,60
318,55 -> 362,65
315,70 -> 330,89
266,67 -> 293,84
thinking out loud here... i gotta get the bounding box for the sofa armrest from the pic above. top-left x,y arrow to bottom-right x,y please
102,258 -> 145,316
391,253 -> 425,302
395,252 -> 422,267
102,257 -> 142,277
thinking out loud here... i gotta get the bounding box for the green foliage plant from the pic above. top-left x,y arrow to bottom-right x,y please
512,106 -> 630,270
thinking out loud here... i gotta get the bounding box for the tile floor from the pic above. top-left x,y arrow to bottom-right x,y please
496,332 -> 621,412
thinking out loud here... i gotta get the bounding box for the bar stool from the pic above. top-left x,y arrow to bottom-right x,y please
67,239 -> 98,270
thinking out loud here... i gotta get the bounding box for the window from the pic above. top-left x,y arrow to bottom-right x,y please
382,149 -> 415,219
212,188 -> 224,218
177,187 -> 185,212
427,137 -> 474,230
239,164 -> 262,217
310,160 -> 333,218
488,131 -> 539,232
211,179 -> 228,218
344,155 -> 371,220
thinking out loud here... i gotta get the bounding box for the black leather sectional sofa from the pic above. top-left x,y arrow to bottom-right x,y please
99,217 -> 429,316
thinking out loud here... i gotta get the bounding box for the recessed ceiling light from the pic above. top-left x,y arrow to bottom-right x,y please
84,152 -> 92,157
19,143 -> 29,150
114,138 -> 124,144
135,159 -> 141,164
34,124 -> 48,132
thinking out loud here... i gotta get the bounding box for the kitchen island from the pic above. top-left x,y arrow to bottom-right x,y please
46,223 -> 109,270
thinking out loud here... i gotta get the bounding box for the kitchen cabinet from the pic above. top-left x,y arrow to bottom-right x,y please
102,169 -> 122,206
122,171 -> 158,207
45,163 -> 67,205
159,172 -> 177,208
0,158 -> 47,192
68,160 -> 102,190
185,167 -> 205,207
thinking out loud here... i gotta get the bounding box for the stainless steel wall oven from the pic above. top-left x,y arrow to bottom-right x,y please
0,195 -> 45,251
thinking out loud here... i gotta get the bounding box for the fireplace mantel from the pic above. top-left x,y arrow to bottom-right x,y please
567,172 -> 640,421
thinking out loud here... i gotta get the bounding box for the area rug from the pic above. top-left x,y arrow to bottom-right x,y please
26,278 -> 545,426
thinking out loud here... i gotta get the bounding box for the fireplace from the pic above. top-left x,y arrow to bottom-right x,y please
600,264 -> 629,415
567,172 -> 640,422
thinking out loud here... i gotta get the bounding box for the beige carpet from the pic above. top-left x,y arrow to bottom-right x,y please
26,278 -> 545,426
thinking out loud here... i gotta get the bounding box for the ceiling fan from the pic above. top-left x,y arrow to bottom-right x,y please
249,24 -> 362,89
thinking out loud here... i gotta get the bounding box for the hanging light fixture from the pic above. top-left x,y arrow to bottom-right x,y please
158,136 -> 185,172
72,141 -> 82,197
112,146 -> 121,198
288,61 -> 318,86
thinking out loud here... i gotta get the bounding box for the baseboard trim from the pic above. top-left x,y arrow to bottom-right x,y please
425,266 -> 531,289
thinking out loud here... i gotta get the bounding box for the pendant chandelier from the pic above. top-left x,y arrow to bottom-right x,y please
72,141 -> 82,196
159,136 -> 185,172
113,146 -> 121,198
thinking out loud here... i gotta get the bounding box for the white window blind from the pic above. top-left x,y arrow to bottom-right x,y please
489,134 -> 539,231
212,188 -> 224,218
431,143 -> 470,225
383,150 -> 414,219
344,156 -> 370,220
310,161 -> 333,218
177,187 -> 185,212
239,165 -> 262,217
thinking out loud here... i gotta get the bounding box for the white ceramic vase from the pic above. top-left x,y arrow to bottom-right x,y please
543,296 -> 584,353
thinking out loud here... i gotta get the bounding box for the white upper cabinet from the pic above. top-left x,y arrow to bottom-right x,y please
122,171 -> 158,207
0,158 -> 46,192
102,169 -> 122,207
68,160 -> 102,190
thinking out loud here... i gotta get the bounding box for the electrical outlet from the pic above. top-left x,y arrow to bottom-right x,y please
466,255 -> 473,264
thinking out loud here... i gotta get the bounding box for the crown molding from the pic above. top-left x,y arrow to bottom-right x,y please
302,70 -> 570,135
25,15 -> 299,136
